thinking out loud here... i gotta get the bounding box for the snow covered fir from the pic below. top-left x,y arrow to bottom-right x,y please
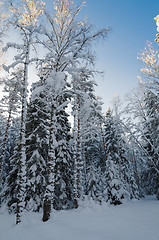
0,0 -> 159,239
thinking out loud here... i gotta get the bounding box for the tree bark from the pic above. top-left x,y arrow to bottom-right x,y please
16,34 -> 31,224
42,104 -> 56,222
100,123 -> 107,162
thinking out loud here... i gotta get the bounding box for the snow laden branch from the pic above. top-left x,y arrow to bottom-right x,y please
154,15 -> 159,43
36,0 -> 110,73
119,119 -> 159,175
8,0 -> 45,27
137,42 -> 159,91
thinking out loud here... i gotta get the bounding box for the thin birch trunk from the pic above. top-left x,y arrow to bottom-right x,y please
16,35 -> 31,225
73,104 -> 78,208
132,149 -> 140,187
100,122 -> 107,162
73,95 -> 82,208
76,96 -> 81,198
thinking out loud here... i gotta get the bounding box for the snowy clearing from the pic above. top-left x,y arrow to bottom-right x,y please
0,196 -> 159,240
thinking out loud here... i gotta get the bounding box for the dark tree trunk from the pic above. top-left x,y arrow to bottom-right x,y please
42,105 -> 56,222
42,196 -> 51,222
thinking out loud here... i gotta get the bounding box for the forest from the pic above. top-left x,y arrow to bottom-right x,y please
0,0 -> 159,227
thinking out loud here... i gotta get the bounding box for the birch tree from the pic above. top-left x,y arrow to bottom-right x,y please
3,0 -> 45,224
154,15 -> 159,44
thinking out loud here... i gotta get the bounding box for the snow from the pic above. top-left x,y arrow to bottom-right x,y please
46,70 -> 66,93
0,196 -> 159,240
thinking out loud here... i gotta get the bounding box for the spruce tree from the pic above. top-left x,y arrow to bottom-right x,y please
0,118 -> 20,211
54,96 -> 73,210
103,109 -> 129,205
25,80 -> 49,212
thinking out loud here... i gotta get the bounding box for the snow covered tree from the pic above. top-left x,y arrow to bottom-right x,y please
37,0 -> 109,73
0,117 -> 20,211
137,43 -> 159,198
140,90 -> 159,196
34,0 -> 109,217
29,71 -> 73,213
0,113 -> 6,192
39,70 -> 72,221
85,141 -> 104,203
103,109 -> 130,205
0,68 -> 23,183
3,0 -> 45,224
25,79 -> 49,212
71,69 -> 103,206
83,96 -> 105,203
53,92 -> 73,211
154,15 -> 159,44
112,96 -> 140,199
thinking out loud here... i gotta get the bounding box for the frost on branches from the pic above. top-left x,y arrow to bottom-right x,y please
154,15 -> 159,43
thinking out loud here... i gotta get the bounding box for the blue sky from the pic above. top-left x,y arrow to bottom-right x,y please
1,0 -> 159,112
79,0 -> 159,111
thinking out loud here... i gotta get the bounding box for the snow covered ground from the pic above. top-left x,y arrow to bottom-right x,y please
0,196 -> 159,240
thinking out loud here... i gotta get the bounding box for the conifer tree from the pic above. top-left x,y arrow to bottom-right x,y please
40,70 -> 71,221
0,68 -> 23,183
0,118 -> 20,211
103,109 -> 130,205
25,79 -> 49,212
53,91 -> 73,210
84,97 -> 104,202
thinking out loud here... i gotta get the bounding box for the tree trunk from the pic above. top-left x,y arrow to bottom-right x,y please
16,35 -> 31,224
42,105 -> 56,222
73,95 -> 82,208
100,123 -> 107,162
73,107 -> 78,208
132,150 -> 140,187
42,196 -> 51,222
